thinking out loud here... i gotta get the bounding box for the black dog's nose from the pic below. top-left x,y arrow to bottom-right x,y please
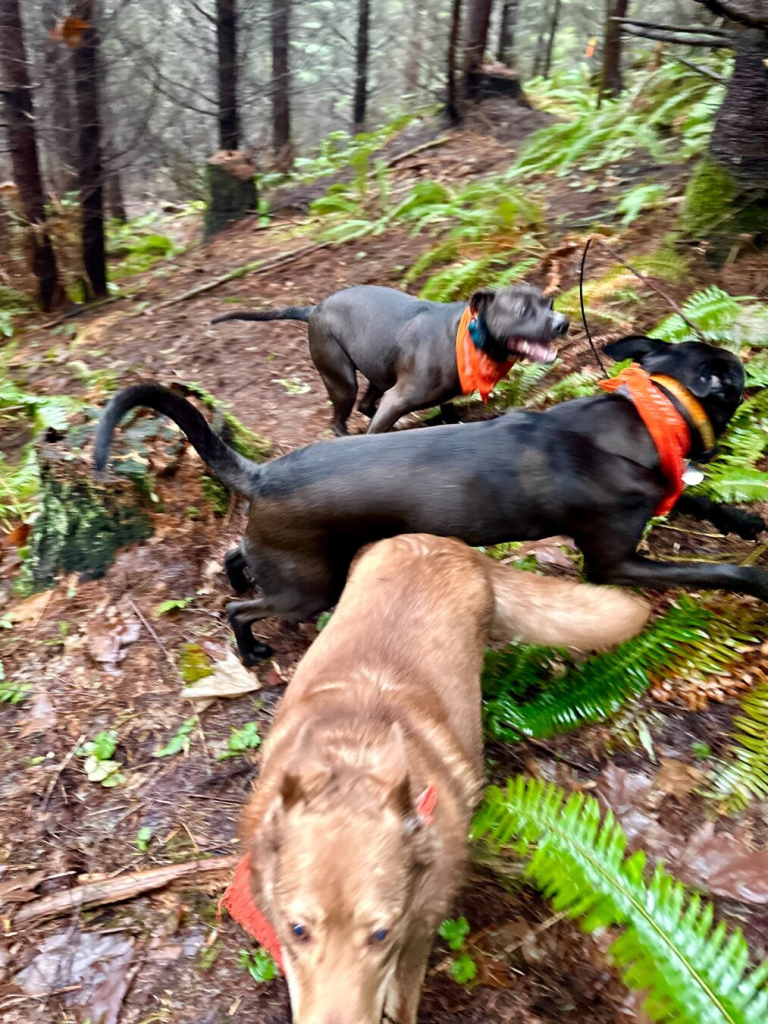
553,314 -> 569,337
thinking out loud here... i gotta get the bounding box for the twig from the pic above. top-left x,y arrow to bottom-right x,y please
669,55 -> 727,82
592,236 -> 707,340
617,23 -> 731,48
386,136 -> 451,168
613,17 -> 731,36
14,854 -> 239,925
127,596 -> 175,669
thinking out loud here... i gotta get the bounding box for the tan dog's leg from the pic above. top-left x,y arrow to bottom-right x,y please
387,933 -> 434,1024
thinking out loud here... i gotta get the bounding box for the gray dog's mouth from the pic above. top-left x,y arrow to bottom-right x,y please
507,337 -> 558,363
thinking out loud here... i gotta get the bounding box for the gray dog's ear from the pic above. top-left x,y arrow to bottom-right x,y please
603,335 -> 668,363
469,289 -> 495,313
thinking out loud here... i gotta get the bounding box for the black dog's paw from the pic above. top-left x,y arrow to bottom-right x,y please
240,643 -> 273,668
730,510 -> 767,541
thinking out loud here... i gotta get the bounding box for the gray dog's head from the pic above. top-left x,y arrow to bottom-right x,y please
470,283 -> 568,363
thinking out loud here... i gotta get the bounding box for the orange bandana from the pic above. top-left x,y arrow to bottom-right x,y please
599,363 -> 693,516
455,306 -> 515,403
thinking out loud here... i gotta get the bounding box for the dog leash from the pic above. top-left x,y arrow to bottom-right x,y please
578,236 -> 608,375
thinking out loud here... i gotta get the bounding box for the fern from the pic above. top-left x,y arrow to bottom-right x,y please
710,681 -> 768,811
473,776 -> 768,1024
483,600 -> 756,742
694,389 -> 768,504
492,361 -> 551,407
654,287 -> 745,346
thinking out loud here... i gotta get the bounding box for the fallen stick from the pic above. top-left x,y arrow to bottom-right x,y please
386,136 -> 451,168
14,853 -> 239,926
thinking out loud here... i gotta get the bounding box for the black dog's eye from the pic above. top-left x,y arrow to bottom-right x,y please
369,929 -> 389,945
291,923 -> 310,941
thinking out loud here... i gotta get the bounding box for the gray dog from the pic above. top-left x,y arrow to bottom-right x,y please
213,283 -> 568,434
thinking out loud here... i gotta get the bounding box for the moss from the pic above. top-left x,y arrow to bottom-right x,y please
682,157 -> 768,251
178,643 -> 213,682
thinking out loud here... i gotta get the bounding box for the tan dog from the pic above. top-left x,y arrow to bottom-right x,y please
240,535 -> 649,1024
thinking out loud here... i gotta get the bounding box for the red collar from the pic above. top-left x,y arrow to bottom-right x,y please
599,363 -> 692,516
455,306 -> 514,402
222,785 -> 438,964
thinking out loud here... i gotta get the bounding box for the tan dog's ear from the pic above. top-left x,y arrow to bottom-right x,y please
369,722 -> 413,817
280,761 -> 334,809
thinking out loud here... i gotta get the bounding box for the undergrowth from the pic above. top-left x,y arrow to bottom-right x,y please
474,776 -> 768,1024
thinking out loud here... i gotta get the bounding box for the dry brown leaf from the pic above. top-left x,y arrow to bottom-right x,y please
0,870 -> 45,905
6,590 -> 53,628
85,617 -> 141,665
48,15 -> 91,49
182,651 -> 260,706
19,689 -> 58,738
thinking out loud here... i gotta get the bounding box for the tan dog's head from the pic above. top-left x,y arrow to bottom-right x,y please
249,722 -> 434,1024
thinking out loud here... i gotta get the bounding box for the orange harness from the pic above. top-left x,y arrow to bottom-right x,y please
221,784 -> 438,965
455,306 -> 514,403
599,363 -> 713,516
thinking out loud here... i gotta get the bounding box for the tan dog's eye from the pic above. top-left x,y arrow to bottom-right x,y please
291,923 -> 310,941
369,929 -> 389,945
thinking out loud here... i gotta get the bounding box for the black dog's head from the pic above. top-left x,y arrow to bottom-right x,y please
470,283 -> 568,364
604,335 -> 745,441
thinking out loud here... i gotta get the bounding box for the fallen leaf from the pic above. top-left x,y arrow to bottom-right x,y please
655,758 -> 703,798
48,16 -> 92,49
0,523 -> 30,548
85,617 -> 141,665
15,930 -> 134,1024
19,689 -> 58,738
0,870 -> 45,905
6,591 -> 53,628
678,822 -> 768,905
182,651 -> 260,706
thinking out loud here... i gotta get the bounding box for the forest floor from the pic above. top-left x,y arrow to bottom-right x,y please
1,97 -> 767,1024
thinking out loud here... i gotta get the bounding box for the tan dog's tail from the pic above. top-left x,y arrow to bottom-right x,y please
485,559 -> 650,651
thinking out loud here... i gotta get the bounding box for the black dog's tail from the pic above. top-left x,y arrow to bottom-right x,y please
211,305 -> 315,325
94,384 -> 258,497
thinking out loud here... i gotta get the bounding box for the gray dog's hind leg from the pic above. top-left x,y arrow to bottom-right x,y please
308,325 -> 358,436
366,385 -> 419,433
358,381 -> 382,419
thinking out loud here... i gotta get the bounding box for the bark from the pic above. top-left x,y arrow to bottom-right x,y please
204,149 -> 257,238
43,0 -> 77,194
709,32 -> 768,191
497,0 -> 521,65
0,0 -> 63,311
404,0 -> 425,93
217,0 -> 239,150
271,0 -> 293,171
532,6 -> 550,77
542,0 -> 562,79
353,0 -> 370,131
104,147 -> 127,222
600,0 -> 630,99
72,0 -> 108,299
463,0 -> 493,101
446,0 -> 463,123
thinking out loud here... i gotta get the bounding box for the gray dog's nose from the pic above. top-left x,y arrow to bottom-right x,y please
553,314 -> 569,336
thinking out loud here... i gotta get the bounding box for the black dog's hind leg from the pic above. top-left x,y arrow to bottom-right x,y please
589,553 -> 768,602
226,598 -> 276,666
358,381 -> 382,419
224,547 -> 250,594
673,493 -> 766,541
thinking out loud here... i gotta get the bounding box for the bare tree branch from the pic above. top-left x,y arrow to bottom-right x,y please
670,54 -> 728,81
614,16 -> 732,36
617,23 -> 735,47
691,0 -> 768,28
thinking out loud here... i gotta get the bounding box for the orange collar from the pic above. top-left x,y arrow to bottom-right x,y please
648,373 -> 715,453
599,363 -> 698,516
455,306 -> 515,403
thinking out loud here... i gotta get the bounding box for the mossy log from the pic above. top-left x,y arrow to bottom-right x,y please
204,149 -> 258,239
24,387 -> 271,590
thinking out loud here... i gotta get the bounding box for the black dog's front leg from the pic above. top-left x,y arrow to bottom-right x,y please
673,494 -> 766,541
592,554 -> 768,602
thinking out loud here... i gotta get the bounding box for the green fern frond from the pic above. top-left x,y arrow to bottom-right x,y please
403,242 -> 459,286
419,256 -> 503,302
473,776 -> 768,1024
694,388 -> 768,503
483,600 -> 755,742
488,257 -> 540,289
492,361 -> 551,407
710,681 -> 768,811
654,287 -> 744,344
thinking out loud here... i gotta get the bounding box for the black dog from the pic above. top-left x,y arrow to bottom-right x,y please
212,284 -> 568,434
94,335 -> 766,666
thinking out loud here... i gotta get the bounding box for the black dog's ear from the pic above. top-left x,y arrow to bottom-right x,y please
469,289 -> 495,313
603,335 -> 669,363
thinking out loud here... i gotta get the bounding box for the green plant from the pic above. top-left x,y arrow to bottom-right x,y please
450,952 -> 478,985
438,916 -> 470,951
615,183 -> 669,225
0,659 -> 29,705
483,599 -> 756,742
178,643 -> 213,682
474,776 -> 768,1024
238,947 -> 278,983
155,717 -> 196,758
152,596 -> 194,618
709,681 -> 768,811
218,721 -> 261,760
135,826 -> 153,852
76,730 -> 126,787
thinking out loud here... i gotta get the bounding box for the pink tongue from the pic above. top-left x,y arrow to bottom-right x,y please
508,338 -> 556,363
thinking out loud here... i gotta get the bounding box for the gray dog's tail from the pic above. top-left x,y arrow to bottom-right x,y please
211,305 -> 315,325
94,384 -> 257,497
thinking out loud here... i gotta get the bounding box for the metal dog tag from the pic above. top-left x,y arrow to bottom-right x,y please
682,463 -> 704,487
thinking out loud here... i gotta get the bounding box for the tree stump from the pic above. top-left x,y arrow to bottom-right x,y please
204,149 -> 258,239
465,61 -> 523,101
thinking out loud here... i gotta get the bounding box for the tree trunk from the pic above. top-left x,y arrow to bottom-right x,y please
72,0 -> 107,299
217,0 -> 239,150
599,0 -> 630,100
43,0 -> 77,195
542,0 -> 561,78
204,149 -> 257,238
446,0 -> 463,123
532,6 -> 549,77
104,148 -> 127,222
709,33 -> 768,192
0,0 -> 63,311
353,0 -> 370,132
404,0 -> 425,94
497,0 -> 520,66
463,0 -> 493,101
271,0 -> 293,171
